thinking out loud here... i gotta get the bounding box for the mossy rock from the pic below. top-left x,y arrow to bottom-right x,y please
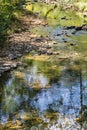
33,3 -> 42,13
26,3 -> 57,17
47,7 -> 60,19
41,4 -> 55,17
26,4 -> 33,11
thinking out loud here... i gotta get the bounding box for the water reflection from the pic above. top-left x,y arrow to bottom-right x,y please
30,67 -> 87,117
0,58 -> 87,129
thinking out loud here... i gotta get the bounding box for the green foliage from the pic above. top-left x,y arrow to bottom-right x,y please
0,0 -> 25,40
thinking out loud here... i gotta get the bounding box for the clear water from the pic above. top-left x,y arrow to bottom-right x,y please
0,56 -> 87,129
0,5 -> 87,128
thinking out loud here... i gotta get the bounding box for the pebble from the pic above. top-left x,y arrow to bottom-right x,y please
0,15 -> 87,77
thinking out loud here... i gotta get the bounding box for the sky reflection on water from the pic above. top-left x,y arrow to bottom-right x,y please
0,58 -> 87,129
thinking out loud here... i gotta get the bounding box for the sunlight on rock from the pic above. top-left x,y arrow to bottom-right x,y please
74,2 -> 87,11
31,82 -> 43,89
25,55 -> 50,62
30,82 -> 50,89
14,71 -> 25,79
9,125 -> 22,129
36,117 -> 43,123
26,4 -> 33,11
21,115 -> 31,121
26,3 -> 86,26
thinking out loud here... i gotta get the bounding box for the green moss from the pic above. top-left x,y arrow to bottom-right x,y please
26,3 -> 86,26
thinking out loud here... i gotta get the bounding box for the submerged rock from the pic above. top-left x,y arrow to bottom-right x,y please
0,124 -> 3,130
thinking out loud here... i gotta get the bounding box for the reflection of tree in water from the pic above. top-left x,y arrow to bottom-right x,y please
31,69 -> 79,114
0,73 -> 11,110
0,59 -> 87,128
60,68 -> 80,86
30,64 -> 87,118
79,63 -> 87,128
58,68 -> 81,115
25,59 -> 60,84
35,60 -> 61,84
0,73 -> 11,87
2,65 -> 80,116
0,74 -> 40,118
0,73 -> 12,125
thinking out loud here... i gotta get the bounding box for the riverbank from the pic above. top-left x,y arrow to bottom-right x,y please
1,2 -> 87,130
0,12 -> 51,76
0,4 -> 87,77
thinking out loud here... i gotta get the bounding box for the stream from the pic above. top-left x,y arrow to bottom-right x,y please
0,5 -> 87,129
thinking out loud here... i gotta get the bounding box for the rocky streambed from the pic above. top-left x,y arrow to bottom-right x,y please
0,14 -> 46,76
0,6 -> 87,130
0,12 -> 87,77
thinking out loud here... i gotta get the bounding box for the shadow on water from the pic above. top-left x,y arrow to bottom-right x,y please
0,56 -> 87,129
0,3 -> 87,128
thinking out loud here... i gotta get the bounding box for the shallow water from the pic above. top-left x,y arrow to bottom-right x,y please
0,3 -> 87,129
0,30 -> 87,130
0,55 -> 87,129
